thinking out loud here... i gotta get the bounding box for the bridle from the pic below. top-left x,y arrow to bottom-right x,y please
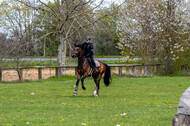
72,46 -> 80,58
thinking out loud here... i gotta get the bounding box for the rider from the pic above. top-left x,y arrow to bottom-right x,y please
81,36 -> 98,72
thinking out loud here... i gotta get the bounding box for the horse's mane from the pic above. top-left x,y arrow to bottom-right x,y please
74,43 -> 81,47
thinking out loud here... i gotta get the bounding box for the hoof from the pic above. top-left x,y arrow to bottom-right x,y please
82,86 -> 86,90
74,91 -> 77,96
93,94 -> 99,97
93,90 -> 99,97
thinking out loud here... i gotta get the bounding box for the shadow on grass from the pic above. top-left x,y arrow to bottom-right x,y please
63,95 -> 109,98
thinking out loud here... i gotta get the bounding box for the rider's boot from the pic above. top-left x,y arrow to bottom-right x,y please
91,59 -> 98,72
93,66 -> 98,72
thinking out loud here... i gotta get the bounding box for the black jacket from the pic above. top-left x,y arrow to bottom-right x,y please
81,42 -> 93,57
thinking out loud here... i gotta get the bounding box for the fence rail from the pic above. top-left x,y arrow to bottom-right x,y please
0,64 -> 164,81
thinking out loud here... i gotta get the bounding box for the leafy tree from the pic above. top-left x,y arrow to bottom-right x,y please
117,0 -> 190,74
94,4 -> 120,56
32,1 -> 58,56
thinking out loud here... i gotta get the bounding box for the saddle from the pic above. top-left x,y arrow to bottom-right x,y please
94,60 -> 100,67
87,58 -> 100,68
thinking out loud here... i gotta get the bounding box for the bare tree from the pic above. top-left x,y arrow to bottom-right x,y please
15,0 -> 106,76
0,0 -> 37,55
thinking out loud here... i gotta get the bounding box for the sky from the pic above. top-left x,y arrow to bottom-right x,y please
0,0 -> 124,7
97,0 -> 124,7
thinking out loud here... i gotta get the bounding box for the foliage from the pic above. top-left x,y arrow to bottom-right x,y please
0,76 -> 190,125
0,0 -> 110,75
117,0 -> 190,74
0,0 -> 36,58
32,1 -> 58,56
94,4 -> 120,55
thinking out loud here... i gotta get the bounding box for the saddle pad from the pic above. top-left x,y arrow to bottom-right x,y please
95,60 -> 100,67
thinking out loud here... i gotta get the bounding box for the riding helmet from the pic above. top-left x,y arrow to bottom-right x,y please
85,36 -> 91,41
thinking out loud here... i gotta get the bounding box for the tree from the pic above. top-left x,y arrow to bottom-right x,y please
16,0 -> 106,76
94,4 -> 120,56
0,0 -> 36,61
117,0 -> 190,74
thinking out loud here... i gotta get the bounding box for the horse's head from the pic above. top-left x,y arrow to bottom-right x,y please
72,44 -> 82,58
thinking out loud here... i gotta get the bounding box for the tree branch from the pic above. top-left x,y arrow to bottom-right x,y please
15,0 -> 57,18
38,0 -> 59,19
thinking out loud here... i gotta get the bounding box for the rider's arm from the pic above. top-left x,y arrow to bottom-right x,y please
81,43 -> 84,50
90,43 -> 94,55
81,43 -> 85,56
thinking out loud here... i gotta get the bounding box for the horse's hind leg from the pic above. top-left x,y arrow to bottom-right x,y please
74,74 -> 81,96
93,72 -> 104,96
93,77 -> 101,97
93,83 -> 99,97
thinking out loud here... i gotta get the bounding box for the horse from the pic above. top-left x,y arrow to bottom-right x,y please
72,44 -> 111,97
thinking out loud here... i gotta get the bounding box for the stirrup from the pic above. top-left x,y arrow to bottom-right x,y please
88,68 -> 93,76
94,67 -> 98,72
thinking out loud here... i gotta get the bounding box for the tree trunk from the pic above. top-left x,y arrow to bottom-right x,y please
57,34 -> 67,76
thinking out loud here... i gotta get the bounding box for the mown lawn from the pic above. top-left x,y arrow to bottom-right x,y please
0,75 -> 189,126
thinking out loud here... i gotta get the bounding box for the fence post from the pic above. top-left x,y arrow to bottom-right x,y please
56,67 -> 66,77
18,68 -> 23,81
56,67 -> 59,76
38,68 -> 42,80
75,67 -> 77,76
132,66 -> 136,75
119,66 -> 122,76
144,65 -> 147,75
0,69 -> 2,81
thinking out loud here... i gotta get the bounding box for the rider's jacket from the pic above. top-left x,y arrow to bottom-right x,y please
81,42 -> 93,57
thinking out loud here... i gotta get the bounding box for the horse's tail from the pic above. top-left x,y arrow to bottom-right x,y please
103,63 -> 111,87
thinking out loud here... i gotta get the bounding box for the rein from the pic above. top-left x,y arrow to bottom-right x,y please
77,49 -> 88,70
77,52 -> 92,76
78,58 -> 87,70
74,46 -> 93,76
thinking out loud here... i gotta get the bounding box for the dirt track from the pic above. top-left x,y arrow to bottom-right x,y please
2,69 -> 75,82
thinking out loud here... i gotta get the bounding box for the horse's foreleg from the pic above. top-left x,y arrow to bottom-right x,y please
81,76 -> 87,90
74,74 -> 81,96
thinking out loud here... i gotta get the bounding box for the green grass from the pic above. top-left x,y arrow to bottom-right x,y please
0,55 -> 140,68
0,75 -> 190,126
94,55 -> 122,58
0,60 -> 78,67
0,60 -> 129,68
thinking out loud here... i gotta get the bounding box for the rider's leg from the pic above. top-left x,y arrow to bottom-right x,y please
90,55 -> 98,72
87,58 -> 92,67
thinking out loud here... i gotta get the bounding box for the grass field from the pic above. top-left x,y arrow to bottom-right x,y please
0,75 -> 190,126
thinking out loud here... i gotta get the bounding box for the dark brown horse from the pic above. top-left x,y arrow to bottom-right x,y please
72,44 -> 111,96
